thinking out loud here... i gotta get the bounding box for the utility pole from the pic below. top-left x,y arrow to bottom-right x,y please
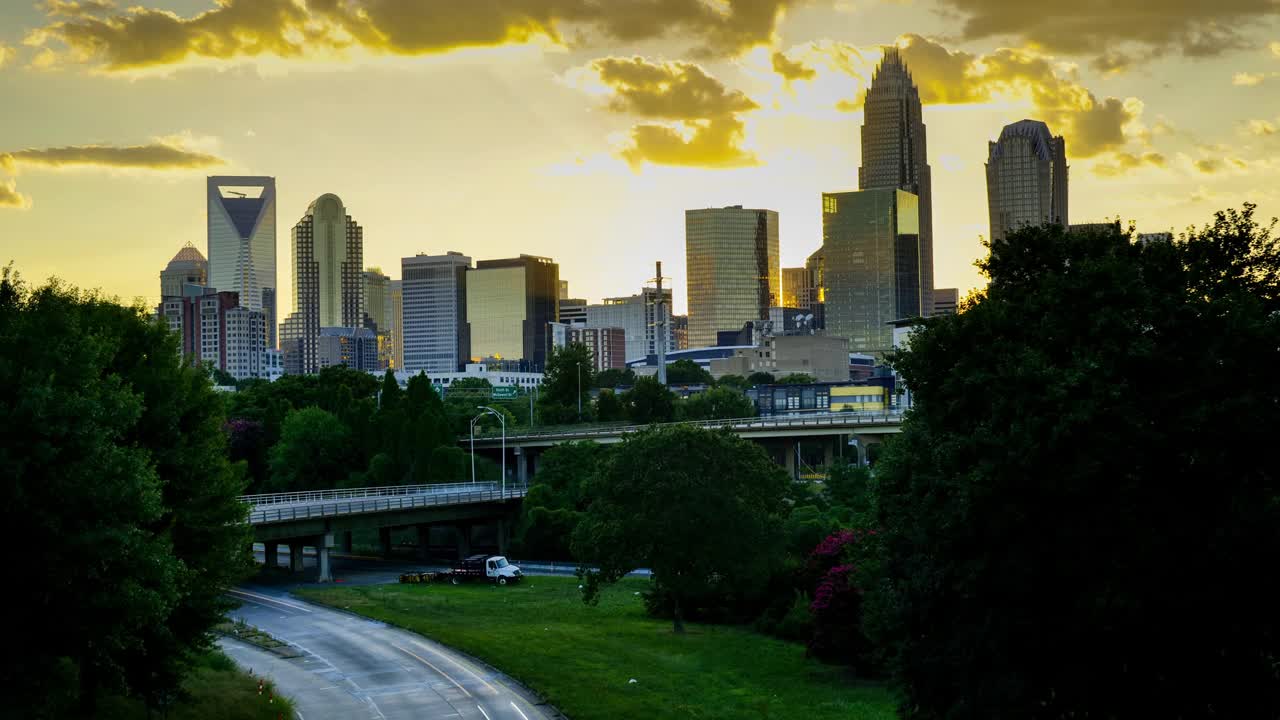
651,261 -> 669,386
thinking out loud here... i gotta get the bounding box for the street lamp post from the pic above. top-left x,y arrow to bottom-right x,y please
469,414 -> 480,484
476,406 -> 506,496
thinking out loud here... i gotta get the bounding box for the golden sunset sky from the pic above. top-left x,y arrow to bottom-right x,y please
2,0 -> 1278,313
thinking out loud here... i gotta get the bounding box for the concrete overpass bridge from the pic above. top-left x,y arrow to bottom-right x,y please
242,482 -> 525,582
467,411 -> 904,484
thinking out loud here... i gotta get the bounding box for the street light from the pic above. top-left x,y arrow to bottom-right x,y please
476,406 -> 506,496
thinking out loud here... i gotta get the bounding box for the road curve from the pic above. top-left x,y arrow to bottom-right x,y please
224,586 -> 556,720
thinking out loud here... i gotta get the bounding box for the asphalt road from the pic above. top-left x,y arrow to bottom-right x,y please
224,586 -> 556,720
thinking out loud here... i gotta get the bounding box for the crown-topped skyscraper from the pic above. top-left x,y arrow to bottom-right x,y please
858,47 -> 934,316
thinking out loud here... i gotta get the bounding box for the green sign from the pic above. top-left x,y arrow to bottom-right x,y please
492,386 -> 518,399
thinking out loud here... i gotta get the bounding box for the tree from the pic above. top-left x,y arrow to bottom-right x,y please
775,372 -> 815,385
665,358 -> 713,385
267,407 -> 354,491
595,367 -> 636,388
572,425 -> 790,632
513,442 -> 607,558
747,371 -> 776,385
594,388 -> 625,421
870,209 -> 1280,719
622,375 -> 675,424
678,385 -> 756,421
716,373 -> 750,391
539,343 -> 595,424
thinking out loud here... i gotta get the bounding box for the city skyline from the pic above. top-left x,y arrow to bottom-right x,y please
2,3 -> 1278,314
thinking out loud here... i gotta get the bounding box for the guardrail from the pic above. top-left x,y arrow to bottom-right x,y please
470,410 -> 905,442
240,482 -> 496,508
243,483 -> 526,524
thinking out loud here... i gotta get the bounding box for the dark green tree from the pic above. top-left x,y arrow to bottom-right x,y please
538,343 -> 595,424
513,442 -> 608,558
665,358 -> 713,385
677,385 -> 756,420
595,367 -> 636,388
622,375 -> 675,424
594,388 -> 625,421
572,425 -> 789,632
746,371 -> 776,384
715,373 -> 750,391
267,407 -> 354,491
775,372 -> 815,385
871,208 -> 1280,718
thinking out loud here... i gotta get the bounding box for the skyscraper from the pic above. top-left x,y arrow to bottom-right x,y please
389,279 -> 404,370
402,252 -> 471,374
207,176 -> 276,345
160,243 -> 207,298
279,193 -> 364,374
822,188 -> 921,355
466,255 -> 559,371
986,119 -> 1068,241
363,267 -> 393,369
585,288 -> 673,362
858,48 -> 934,315
685,206 -> 780,348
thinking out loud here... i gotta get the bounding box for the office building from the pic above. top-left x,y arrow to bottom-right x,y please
558,279 -> 569,300
671,315 -> 689,350
685,206 -> 780,348
402,252 -> 471,374
158,285 -> 268,381
388,362 -> 544,394
822,188 -> 922,355
781,267 -> 808,309
389,279 -> 403,370
568,326 -> 627,371
279,194 -> 365,374
859,48 -> 934,315
932,288 -> 959,316
466,255 -> 559,371
710,334 -> 850,383
160,243 -> 208,298
317,327 -> 379,372
559,298 -> 588,326
207,176 -> 276,346
986,119 -> 1068,241
584,288 -> 673,362
363,267 -> 394,369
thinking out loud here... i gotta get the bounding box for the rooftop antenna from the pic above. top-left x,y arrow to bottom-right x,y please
648,261 -> 669,385
226,190 -> 246,198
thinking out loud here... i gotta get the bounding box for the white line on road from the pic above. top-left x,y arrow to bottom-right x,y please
510,701 -> 530,720
295,712 -> 304,720
408,638 -> 499,694
228,588 -> 314,613
477,705 -> 491,720
391,643 -> 472,698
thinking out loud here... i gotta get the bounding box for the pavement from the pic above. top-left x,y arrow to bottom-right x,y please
224,585 -> 557,720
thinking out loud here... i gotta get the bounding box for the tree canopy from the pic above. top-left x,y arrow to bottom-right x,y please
678,385 -> 756,421
538,343 -> 595,424
665,358 -> 713,385
621,375 -> 675,424
871,208 -> 1280,718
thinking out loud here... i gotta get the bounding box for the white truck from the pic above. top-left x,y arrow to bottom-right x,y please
400,554 -> 523,586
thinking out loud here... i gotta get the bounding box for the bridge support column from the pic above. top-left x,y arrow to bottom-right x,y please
416,524 -> 431,561
264,542 -> 279,569
455,523 -> 472,560
341,531 -> 353,554
317,532 -> 334,583
515,447 -> 528,486
288,542 -> 304,573
850,435 -> 867,467
378,527 -> 393,559
784,440 -> 798,480
496,518 -> 509,556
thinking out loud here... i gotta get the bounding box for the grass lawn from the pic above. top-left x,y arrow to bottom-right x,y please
298,576 -> 896,720
91,650 -> 294,720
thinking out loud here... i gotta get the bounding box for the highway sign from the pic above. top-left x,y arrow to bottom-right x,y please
492,386 -> 518,399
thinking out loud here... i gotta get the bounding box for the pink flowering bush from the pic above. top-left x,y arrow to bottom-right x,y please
805,529 -> 881,670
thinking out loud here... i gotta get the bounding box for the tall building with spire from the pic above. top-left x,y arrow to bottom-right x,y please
279,193 -> 365,374
858,47 -> 934,316
986,119 -> 1068,241
207,176 -> 276,346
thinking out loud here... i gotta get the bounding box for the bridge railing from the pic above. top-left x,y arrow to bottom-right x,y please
240,482 -> 501,508
244,483 -> 528,525
471,410 -> 905,442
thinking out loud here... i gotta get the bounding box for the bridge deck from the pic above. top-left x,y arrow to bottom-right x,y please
241,482 -> 527,525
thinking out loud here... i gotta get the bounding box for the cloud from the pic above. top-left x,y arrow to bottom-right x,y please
26,0 -> 803,72
586,56 -> 759,169
0,44 -> 14,69
771,50 -> 816,82
1271,41 -> 1280,58
1194,157 -> 1249,174
1092,151 -> 1167,178
40,0 -> 116,17
930,0 -> 1276,64
0,179 -> 31,209
1247,119 -> 1277,135
1234,72 -> 1266,86
0,140 -> 225,171
835,35 -> 1143,157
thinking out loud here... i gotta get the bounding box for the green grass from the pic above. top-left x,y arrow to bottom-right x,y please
298,576 -> 895,720
92,650 -> 295,720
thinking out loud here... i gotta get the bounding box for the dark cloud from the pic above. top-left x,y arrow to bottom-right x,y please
27,0 -> 803,71
771,50 -> 816,82
1195,158 -> 1223,173
588,56 -> 759,169
0,179 -> 30,209
932,0 -> 1278,63
1092,151 -> 1167,177
1,141 -> 226,170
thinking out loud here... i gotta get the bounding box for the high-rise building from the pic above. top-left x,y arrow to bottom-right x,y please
986,119 -> 1068,241
671,315 -> 689,350
558,279 -> 569,301
317,327 -> 379,371
822,188 -> 922,355
559,298 -> 588,326
279,194 -> 365,374
804,247 -> 825,329
932,288 -> 959,316
160,243 -> 208,298
363,267 -> 393,369
567,326 -> 627,371
466,255 -> 559,371
685,206 -> 780,348
781,267 -> 808,309
401,252 -> 471,374
157,285 -> 268,381
584,288 -> 673,362
389,279 -> 403,370
207,176 -> 276,346
859,48 -> 934,316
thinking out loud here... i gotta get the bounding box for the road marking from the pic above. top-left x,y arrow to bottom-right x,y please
228,588 -> 313,613
391,643 -> 472,698
510,701 -> 530,720
408,639 -> 498,694
295,712 -> 305,720
477,705 -> 491,720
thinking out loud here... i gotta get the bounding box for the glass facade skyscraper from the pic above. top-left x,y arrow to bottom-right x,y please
207,176 -> 276,346
685,206 -> 780,349
402,252 -> 470,374
466,255 -> 559,371
858,48 -> 934,316
822,188 -> 921,355
986,119 -> 1068,241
